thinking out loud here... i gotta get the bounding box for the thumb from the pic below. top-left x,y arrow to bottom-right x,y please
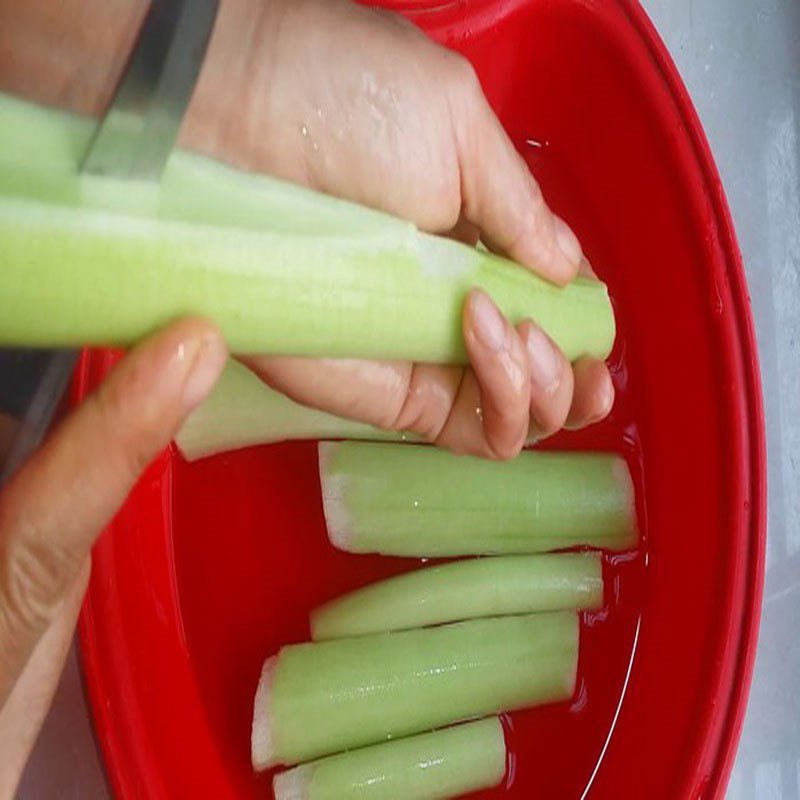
0,318 -> 226,704
450,68 -> 583,284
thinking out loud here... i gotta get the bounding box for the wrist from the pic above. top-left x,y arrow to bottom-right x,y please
0,0 -> 147,116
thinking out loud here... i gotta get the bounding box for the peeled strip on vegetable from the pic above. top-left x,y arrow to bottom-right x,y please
310,553 -> 602,640
251,612 -> 577,768
319,442 -> 637,556
0,93 -> 615,363
272,718 -> 506,800
175,360 -> 403,460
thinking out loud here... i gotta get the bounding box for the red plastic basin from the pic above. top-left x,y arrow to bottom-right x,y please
74,1 -> 766,798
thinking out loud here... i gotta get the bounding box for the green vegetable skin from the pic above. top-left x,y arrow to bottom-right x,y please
273,718 -> 506,800
0,93 -> 615,363
311,553 -> 602,640
175,360 -> 400,460
319,442 -> 637,556
252,612 -> 578,768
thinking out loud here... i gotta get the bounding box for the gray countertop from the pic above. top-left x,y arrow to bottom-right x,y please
17,1 -> 800,797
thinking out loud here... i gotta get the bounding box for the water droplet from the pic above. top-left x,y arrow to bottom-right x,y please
712,283 -> 724,315
413,500 -> 419,509
301,124 -> 308,137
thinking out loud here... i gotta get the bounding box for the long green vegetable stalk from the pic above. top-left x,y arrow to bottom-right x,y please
175,359 -> 399,460
319,442 -> 637,556
0,93 -> 615,362
272,718 -> 506,800
251,612 -> 577,768
310,553 -> 602,640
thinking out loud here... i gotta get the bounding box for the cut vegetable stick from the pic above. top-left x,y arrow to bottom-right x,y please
310,553 -> 602,640
272,718 -> 506,800
175,360 -> 402,460
0,93 -> 615,363
252,612 -> 577,769
319,442 -> 637,556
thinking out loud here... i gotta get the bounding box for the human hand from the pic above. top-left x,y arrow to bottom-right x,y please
0,0 -> 613,460
0,320 -> 226,795
183,0 -> 614,459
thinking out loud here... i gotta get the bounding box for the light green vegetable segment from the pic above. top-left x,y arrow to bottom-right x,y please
0,92 -> 614,362
310,553 -> 603,640
251,612 -> 577,768
319,442 -> 637,556
272,718 -> 506,800
175,360 -> 401,460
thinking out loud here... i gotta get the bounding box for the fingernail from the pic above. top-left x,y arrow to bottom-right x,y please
525,326 -> 560,394
470,291 -> 505,353
181,334 -> 228,413
595,372 -> 615,418
554,216 -> 582,267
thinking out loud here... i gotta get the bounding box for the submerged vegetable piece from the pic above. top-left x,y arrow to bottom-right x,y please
0,93 -> 615,363
252,612 -> 578,768
319,442 -> 637,556
175,360 -> 399,460
272,718 -> 506,800
311,553 -> 603,640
